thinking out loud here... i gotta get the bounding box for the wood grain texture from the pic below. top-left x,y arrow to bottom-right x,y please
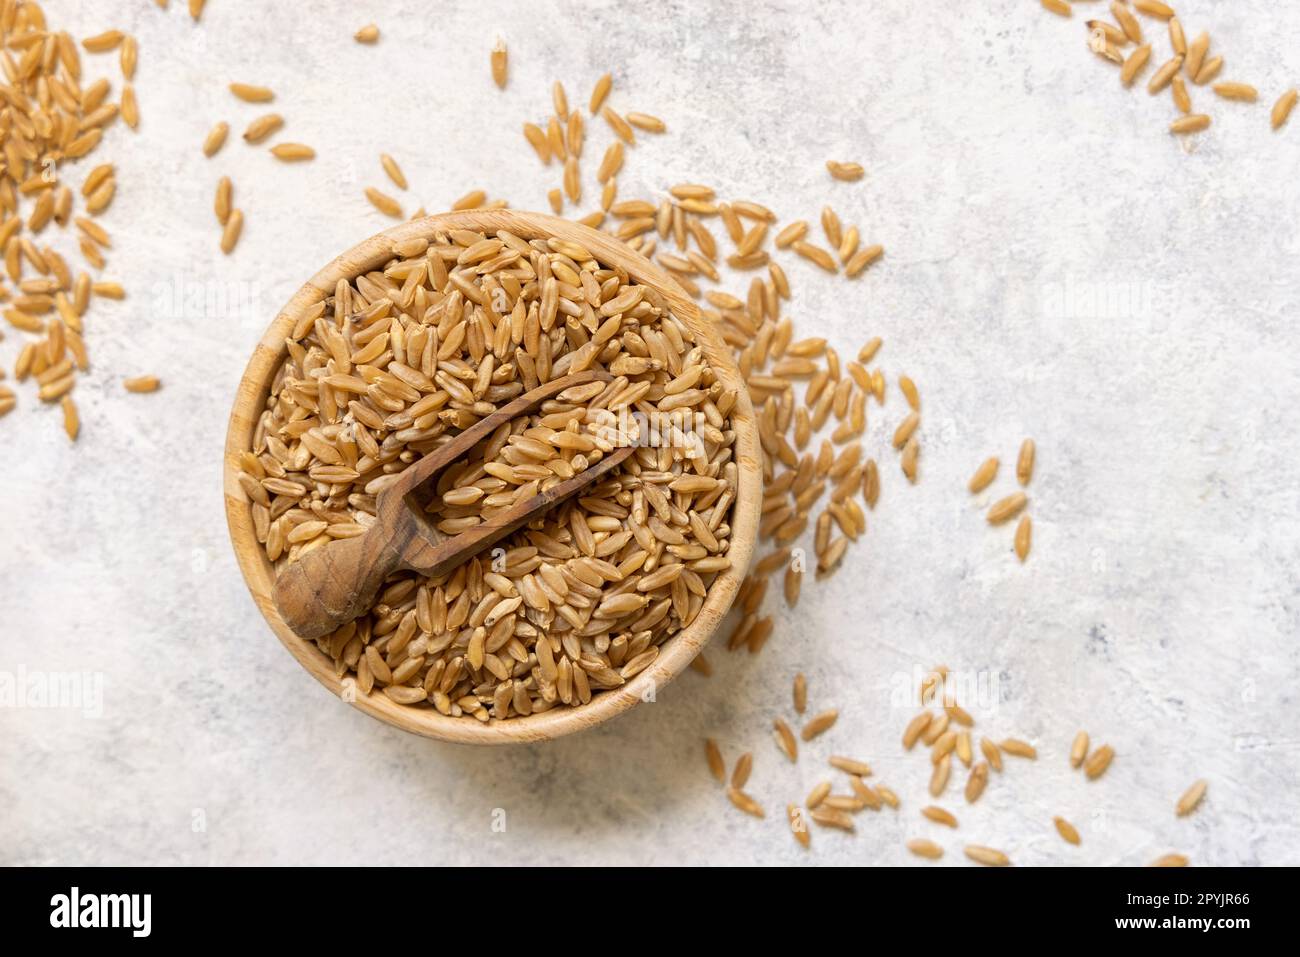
224,210 -> 761,745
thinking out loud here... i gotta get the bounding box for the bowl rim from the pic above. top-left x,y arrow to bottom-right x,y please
223,210 -> 762,744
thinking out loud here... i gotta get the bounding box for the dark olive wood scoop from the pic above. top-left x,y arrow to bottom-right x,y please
273,370 -> 633,640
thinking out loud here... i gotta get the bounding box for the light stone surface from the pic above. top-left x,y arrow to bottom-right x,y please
3,0 -> 1299,866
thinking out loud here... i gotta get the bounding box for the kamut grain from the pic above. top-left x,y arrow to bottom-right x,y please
705,738 -> 725,782
230,82 -> 274,103
204,122 -> 229,157
243,114 -> 284,144
1054,816 -> 1081,845
1070,731 -> 1089,768
922,806 -> 958,827
987,492 -> 1028,524
1176,779 -> 1207,817
964,845 -> 1010,866
1273,89 -> 1298,130
826,160 -> 864,181
490,39 -> 507,88
802,709 -> 839,741
969,457 -> 999,493
907,838 -> 944,859
249,226 -> 737,720
270,143 -> 316,161
774,719 -> 798,761
1084,743 -> 1115,779
1014,515 -> 1032,562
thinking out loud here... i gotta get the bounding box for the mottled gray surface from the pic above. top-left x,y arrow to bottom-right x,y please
3,0 -> 1298,866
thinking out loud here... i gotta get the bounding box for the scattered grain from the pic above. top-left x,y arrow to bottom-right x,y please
365,187 -> 403,218
61,395 -> 79,440
727,788 -> 765,818
221,209 -> 244,254
802,709 -> 838,741
1133,0 -> 1173,18
1148,54 -> 1183,93
810,807 -> 855,831
203,122 -> 229,157
627,112 -> 666,133
589,73 -> 612,114
1054,816 -> 1081,845
962,759 -> 988,802
907,838 -> 944,859
1194,56 -> 1223,86
904,712 -> 932,750
1213,82 -> 1257,102
1014,515 -> 1032,562
929,754 -> 951,797
1084,743 -> 1115,779
829,756 -> 872,777
731,752 -> 753,789
964,845 -> 1010,867
270,143 -> 316,161
1000,738 -> 1037,759
987,491 -> 1028,524
214,177 -> 232,225
1070,731 -> 1090,768
229,82 -> 274,103
1273,89 -> 1298,130
1170,113 -> 1206,134
826,160 -> 864,181
490,38 -> 507,88
922,806 -> 958,827
124,376 -> 160,393
1121,44 -> 1152,86
1176,779 -> 1207,817
969,457 -> 999,493
774,719 -> 798,762
699,739 -> 726,785
980,737 -> 1003,772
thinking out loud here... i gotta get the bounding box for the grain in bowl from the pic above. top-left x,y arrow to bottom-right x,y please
231,213 -> 758,733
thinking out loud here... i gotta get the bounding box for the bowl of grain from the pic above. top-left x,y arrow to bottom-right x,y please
224,210 -> 761,743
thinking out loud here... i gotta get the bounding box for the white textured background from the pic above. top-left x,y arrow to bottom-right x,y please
3,0 -> 1299,866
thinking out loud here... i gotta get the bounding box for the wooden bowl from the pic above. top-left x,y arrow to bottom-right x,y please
223,211 -> 762,744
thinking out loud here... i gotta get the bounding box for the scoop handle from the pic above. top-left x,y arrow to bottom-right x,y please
271,526 -> 403,641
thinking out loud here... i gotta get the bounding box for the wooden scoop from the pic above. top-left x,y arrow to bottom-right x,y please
272,370 -> 633,640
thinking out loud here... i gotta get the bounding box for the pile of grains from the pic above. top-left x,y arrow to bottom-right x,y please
218,14 -> 1203,861
65,2 -> 1205,857
0,0 -> 158,440
232,37 -> 909,721
1040,0 -> 1296,136
496,64 -> 902,668
240,228 -> 740,720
